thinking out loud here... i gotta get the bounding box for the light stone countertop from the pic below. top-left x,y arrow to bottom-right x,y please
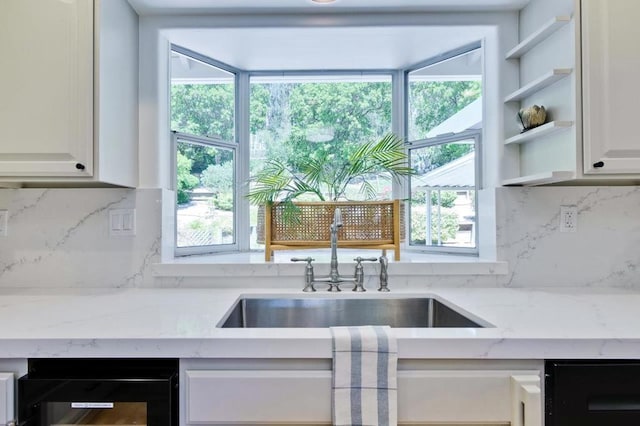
0,287 -> 639,359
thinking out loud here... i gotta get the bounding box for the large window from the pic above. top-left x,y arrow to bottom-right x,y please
407,46 -> 482,253
249,75 -> 393,248
171,43 -> 483,257
171,49 -> 237,254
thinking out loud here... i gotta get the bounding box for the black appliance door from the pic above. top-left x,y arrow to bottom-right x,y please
19,378 -> 175,426
546,360 -> 640,426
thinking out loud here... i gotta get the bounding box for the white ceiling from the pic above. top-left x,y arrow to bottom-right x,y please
167,26 -> 489,70
128,0 -> 530,15
137,0 -> 527,71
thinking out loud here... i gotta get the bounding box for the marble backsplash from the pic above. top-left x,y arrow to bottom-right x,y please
0,186 -> 638,288
495,186 -> 640,288
0,188 -> 162,287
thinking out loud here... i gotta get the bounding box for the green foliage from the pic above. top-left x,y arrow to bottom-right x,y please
247,134 -> 413,225
201,161 -> 234,193
431,190 -> 457,208
411,208 -> 459,245
409,81 -> 481,140
172,78 -> 480,227
250,81 -> 392,169
176,152 -> 199,204
213,192 -> 234,211
177,144 -> 219,176
171,84 -> 235,141
247,134 -> 413,222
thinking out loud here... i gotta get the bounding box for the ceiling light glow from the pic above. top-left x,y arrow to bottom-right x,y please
311,0 -> 337,3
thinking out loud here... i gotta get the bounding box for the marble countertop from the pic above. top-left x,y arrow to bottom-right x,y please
1,287 -> 639,359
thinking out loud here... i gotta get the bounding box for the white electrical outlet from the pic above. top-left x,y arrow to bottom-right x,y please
0,210 -> 7,237
560,205 -> 578,233
109,209 -> 136,236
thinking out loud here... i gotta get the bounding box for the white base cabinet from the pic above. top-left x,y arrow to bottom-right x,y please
185,366 -> 542,425
0,373 -> 14,426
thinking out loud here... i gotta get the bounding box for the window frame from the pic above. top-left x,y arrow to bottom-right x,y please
172,131 -> 239,256
170,45 -> 242,256
406,130 -> 482,255
170,42 -> 484,258
403,42 -> 483,255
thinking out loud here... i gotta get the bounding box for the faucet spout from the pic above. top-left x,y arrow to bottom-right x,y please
329,207 -> 343,284
378,254 -> 390,292
293,207 -> 380,292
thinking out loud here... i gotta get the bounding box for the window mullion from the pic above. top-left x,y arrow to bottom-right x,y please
236,71 -> 251,251
392,70 -> 407,202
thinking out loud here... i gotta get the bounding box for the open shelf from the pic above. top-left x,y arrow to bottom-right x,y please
505,121 -> 573,145
504,69 -> 573,103
502,171 -> 575,186
506,16 -> 571,59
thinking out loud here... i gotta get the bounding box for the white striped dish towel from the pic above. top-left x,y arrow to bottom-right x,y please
331,325 -> 398,426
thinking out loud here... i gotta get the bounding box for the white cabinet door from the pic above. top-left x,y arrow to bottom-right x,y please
582,0 -> 640,174
0,0 -> 93,177
185,369 -> 542,425
0,373 -> 14,426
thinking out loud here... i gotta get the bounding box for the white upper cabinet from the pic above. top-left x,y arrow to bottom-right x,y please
582,0 -> 640,174
0,0 -> 93,177
0,0 -> 138,187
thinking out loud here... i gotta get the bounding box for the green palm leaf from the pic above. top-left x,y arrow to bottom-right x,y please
246,132 -> 412,223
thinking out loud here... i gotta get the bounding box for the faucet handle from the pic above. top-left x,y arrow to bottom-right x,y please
354,256 -> 378,263
351,257 -> 378,293
292,257 -> 316,292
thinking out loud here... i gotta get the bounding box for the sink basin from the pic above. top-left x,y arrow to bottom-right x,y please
218,297 -> 486,328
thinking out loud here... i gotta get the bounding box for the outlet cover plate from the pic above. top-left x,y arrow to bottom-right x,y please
560,205 -> 578,233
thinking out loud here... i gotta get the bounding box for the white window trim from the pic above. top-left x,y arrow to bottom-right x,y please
170,43 -> 484,258
173,131 -> 239,256
406,130 -> 482,256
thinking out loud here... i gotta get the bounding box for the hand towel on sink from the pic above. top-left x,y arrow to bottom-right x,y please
331,325 -> 398,426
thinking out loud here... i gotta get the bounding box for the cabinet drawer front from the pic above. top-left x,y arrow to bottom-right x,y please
186,370 -> 332,424
399,371 -> 537,424
186,370 -> 540,425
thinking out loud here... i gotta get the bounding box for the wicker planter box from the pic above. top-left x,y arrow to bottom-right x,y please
257,200 -> 405,261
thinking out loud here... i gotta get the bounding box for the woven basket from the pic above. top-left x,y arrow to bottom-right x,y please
257,200 -> 405,261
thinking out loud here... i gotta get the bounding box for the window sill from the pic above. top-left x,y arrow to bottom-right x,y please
153,249 -> 507,278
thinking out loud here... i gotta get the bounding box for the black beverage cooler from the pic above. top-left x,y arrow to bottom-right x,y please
546,359 -> 640,426
18,359 -> 178,426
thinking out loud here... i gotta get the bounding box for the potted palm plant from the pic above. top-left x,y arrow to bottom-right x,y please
248,133 -> 413,261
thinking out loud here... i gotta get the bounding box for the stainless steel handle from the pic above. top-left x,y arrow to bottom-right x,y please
354,256 -> 378,262
292,257 -> 316,292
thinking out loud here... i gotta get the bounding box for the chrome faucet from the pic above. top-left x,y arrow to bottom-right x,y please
292,208 -> 377,292
378,254 -> 390,292
328,207 -> 343,284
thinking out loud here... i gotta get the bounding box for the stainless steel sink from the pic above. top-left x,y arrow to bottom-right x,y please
218,297 -> 486,328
